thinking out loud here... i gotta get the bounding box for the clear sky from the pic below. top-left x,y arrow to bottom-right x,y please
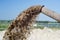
0,0 -> 60,21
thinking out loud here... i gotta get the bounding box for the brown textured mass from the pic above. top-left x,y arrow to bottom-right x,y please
2,5 -> 44,40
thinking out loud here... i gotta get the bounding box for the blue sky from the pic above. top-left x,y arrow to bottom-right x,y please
0,0 -> 60,21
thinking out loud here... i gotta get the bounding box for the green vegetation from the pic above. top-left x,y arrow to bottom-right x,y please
0,20 -> 60,31
0,20 -> 12,31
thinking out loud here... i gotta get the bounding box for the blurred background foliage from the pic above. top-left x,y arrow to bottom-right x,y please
0,20 -> 60,31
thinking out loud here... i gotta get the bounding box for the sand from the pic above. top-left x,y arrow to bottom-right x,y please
0,27 -> 60,40
27,27 -> 60,40
0,31 -> 5,40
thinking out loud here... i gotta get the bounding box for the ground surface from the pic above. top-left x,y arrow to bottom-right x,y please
0,27 -> 60,40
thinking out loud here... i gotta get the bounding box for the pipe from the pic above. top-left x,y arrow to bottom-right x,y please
41,7 -> 60,22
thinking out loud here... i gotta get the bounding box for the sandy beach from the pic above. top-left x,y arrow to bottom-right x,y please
0,27 -> 60,40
